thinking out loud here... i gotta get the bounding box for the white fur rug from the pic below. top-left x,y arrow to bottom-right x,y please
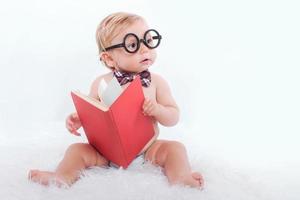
0,122 -> 299,200
1,1 -> 300,199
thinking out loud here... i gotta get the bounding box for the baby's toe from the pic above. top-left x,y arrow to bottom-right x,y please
28,169 -> 39,179
192,172 -> 204,188
192,172 -> 202,180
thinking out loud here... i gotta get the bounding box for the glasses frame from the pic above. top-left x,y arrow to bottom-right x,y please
104,29 -> 162,53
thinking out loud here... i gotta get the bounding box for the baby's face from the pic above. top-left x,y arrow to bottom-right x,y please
109,19 -> 157,73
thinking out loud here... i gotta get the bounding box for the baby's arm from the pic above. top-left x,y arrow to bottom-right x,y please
143,74 -> 179,126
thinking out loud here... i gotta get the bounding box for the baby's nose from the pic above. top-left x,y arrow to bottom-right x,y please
139,40 -> 149,53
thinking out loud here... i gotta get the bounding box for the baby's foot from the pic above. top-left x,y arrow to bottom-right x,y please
28,169 -> 67,187
192,172 -> 204,188
182,172 -> 204,189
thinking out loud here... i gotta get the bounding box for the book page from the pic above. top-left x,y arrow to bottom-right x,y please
98,76 -> 123,107
72,91 -> 109,111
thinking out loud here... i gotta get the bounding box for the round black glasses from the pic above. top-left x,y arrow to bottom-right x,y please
104,29 -> 162,53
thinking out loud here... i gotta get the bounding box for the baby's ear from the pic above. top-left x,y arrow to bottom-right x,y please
99,52 -> 105,62
100,52 -> 115,68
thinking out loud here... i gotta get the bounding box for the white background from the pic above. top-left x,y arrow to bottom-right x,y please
0,0 -> 299,192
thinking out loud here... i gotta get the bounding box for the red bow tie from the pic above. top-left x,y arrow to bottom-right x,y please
113,70 -> 151,87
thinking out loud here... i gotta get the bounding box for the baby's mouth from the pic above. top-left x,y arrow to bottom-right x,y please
140,58 -> 151,64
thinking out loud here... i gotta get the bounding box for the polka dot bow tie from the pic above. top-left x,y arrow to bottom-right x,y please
113,69 -> 151,88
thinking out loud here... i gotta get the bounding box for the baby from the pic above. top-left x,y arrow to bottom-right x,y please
28,12 -> 204,188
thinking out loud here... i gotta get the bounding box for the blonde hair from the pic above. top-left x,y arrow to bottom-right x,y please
95,12 -> 144,68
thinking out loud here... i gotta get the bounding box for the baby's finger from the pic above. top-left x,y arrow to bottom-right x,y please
144,99 -> 153,109
67,118 -> 76,127
142,100 -> 149,109
67,122 -> 76,130
66,122 -> 72,131
67,119 -> 73,125
143,103 -> 148,111
142,104 -> 149,114
144,105 -> 154,116
67,125 -> 74,133
143,104 -> 150,114
70,117 -> 77,123
144,97 -> 150,101
71,113 -> 79,120
67,122 -> 76,131
147,108 -> 155,116
144,97 -> 152,104
71,130 -> 81,136
147,102 -> 154,111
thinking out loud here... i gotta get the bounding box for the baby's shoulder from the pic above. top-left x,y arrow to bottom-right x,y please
151,72 -> 169,87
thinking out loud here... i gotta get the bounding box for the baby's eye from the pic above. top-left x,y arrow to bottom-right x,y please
127,42 -> 137,49
146,38 -> 153,44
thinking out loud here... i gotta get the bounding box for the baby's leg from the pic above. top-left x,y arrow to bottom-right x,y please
28,143 -> 108,186
145,140 -> 204,188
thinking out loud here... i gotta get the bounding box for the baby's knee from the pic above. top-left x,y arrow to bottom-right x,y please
66,143 -> 108,167
65,143 -> 96,157
156,141 -> 186,161
165,141 -> 186,153
67,143 -> 87,152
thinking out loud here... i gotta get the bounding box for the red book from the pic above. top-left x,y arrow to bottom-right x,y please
71,77 -> 155,168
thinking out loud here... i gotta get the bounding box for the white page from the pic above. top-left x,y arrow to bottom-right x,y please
98,76 -> 123,107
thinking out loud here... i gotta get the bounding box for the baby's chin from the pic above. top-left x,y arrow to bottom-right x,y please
131,65 -> 151,73
119,64 -> 151,73
140,65 -> 151,71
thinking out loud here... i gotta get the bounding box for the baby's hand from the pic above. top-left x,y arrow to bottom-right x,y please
66,112 -> 82,136
142,98 -> 160,117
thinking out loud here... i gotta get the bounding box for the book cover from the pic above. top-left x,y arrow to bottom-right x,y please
71,76 -> 155,168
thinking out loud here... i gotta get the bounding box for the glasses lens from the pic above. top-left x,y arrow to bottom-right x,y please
144,30 -> 160,49
124,34 -> 139,53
